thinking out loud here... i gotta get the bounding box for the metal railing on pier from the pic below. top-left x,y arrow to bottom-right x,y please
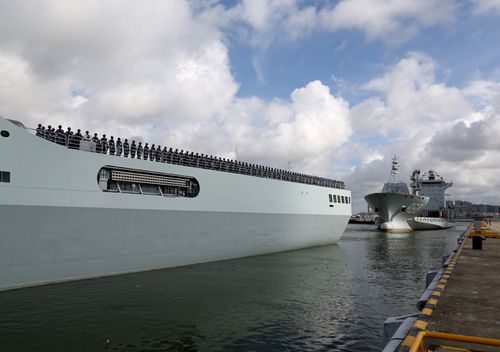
409,331 -> 500,352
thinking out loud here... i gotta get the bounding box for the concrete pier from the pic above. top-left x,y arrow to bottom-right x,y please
397,221 -> 500,352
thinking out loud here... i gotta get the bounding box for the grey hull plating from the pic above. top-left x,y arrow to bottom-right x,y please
365,192 -> 428,232
1,206 -> 347,290
0,117 -> 351,290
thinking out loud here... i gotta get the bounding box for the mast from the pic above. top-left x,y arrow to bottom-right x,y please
388,155 -> 399,184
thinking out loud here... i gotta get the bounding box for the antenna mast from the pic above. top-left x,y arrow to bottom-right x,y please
388,155 -> 399,183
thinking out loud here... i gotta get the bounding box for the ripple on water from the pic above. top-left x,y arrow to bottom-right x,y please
0,223 -> 466,352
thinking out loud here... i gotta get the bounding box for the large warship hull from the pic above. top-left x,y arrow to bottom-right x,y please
0,117 -> 351,290
365,192 -> 428,232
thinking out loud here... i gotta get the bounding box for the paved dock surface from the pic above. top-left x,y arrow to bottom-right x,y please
425,221 -> 500,351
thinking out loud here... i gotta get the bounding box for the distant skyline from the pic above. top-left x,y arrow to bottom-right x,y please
1,0 -> 499,211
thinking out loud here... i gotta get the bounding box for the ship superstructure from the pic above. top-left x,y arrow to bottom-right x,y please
419,170 -> 453,216
364,156 -> 429,232
407,169 -> 454,230
0,116 -> 351,290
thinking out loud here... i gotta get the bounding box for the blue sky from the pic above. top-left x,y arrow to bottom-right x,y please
0,0 -> 499,211
224,2 -> 500,102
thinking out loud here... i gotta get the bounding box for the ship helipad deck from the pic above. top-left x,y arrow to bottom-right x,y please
398,221 -> 500,352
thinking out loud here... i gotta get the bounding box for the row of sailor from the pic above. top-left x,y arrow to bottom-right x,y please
35,124 -> 344,189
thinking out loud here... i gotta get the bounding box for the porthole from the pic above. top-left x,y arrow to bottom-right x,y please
0,130 -> 9,137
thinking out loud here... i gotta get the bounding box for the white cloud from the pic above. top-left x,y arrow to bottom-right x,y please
229,0 -> 300,47
0,1 -> 352,179
471,0 -> 500,14
0,0 -> 237,133
0,52 -> 75,123
350,97 -> 389,134
283,6 -> 317,40
346,52 -> 500,211
0,53 -> 37,113
90,40 -> 237,124
239,0 -> 274,31
318,0 -> 458,43
362,150 -> 385,164
216,0 -> 461,83
426,114 -> 500,161
463,79 -> 500,108
168,81 -> 352,176
222,0 -> 459,46
356,52 -> 472,136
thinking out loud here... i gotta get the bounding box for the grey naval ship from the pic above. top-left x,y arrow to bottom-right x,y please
364,156 -> 429,232
365,157 -> 454,232
0,116 -> 351,290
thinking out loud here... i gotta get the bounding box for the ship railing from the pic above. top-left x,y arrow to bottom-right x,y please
413,217 -> 448,222
27,125 -> 346,190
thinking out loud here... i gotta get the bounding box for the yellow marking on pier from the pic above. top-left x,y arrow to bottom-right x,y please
403,335 -> 416,348
414,320 -> 428,330
432,291 -> 442,297
422,308 -> 433,316
427,298 -> 438,306
470,232 -> 500,238
437,284 -> 445,290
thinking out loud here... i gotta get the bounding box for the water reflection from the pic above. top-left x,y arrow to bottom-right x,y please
338,223 -> 466,351
0,224 -> 467,352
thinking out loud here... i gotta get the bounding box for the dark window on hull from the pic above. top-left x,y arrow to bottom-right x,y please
97,166 -> 199,198
0,171 -> 10,183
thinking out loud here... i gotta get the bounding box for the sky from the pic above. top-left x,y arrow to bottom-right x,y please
1,0 -> 499,212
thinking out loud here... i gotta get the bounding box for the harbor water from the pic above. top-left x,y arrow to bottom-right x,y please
0,223 -> 467,352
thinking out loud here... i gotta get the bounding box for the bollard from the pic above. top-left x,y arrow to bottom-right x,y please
472,236 -> 485,250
